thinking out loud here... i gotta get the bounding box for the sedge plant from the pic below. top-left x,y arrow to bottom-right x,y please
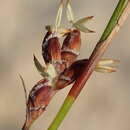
20,0 -> 130,130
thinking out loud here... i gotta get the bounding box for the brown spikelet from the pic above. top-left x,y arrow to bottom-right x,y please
47,37 -> 61,63
61,29 -> 81,68
22,79 -> 57,130
56,59 -> 88,90
42,34 -> 62,71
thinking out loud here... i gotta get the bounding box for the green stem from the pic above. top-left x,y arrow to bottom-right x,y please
47,0 -> 129,130
100,0 -> 128,42
48,96 -> 74,130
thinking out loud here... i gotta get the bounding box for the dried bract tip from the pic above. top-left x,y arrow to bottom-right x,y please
45,25 -> 53,32
19,74 -> 28,104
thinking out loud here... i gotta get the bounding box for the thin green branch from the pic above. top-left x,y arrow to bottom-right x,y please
47,0 -> 130,130
100,0 -> 128,42
48,96 -> 74,130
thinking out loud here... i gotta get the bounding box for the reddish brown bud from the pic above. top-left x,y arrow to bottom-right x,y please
47,37 -> 61,63
61,29 -> 81,68
56,59 -> 88,89
42,32 -> 62,73
22,79 -> 57,130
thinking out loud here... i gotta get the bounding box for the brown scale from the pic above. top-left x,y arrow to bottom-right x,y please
44,37 -> 61,63
42,31 -> 61,62
22,79 -> 57,130
61,29 -> 81,68
42,31 -> 62,73
56,59 -> 88,90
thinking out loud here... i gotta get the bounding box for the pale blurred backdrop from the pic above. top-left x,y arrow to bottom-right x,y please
0,0 -> 130,130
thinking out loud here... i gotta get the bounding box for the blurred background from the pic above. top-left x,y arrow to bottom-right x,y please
0,0 -> 130,130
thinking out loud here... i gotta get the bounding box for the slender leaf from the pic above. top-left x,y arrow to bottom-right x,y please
33,54 -> 49,77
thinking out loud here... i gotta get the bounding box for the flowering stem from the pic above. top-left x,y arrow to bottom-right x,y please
48,96 -> 74,130
47,0 -> 130,130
